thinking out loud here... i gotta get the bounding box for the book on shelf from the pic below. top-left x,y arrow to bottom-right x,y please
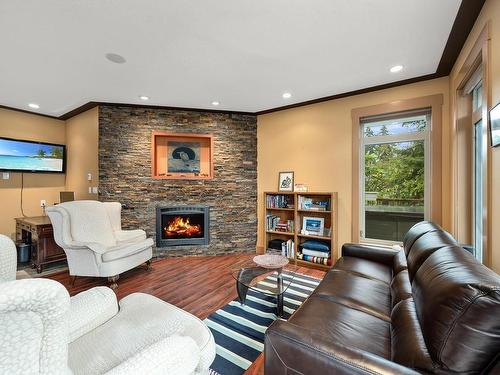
298,196 -> 330,210
281,239 -> 295,259
266,215 -> 294,232
266,194 -> 294,209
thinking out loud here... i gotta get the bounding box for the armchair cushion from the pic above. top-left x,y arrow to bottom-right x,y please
0,234 -> 16,282
114,229 -> 147,243
103,335 -> 200,375
61,200 -> 117,247
101,238 -> 154,262
68,293 -> 187,374
69,287 -> 118,343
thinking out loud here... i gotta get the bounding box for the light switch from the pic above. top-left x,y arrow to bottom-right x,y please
92,187 -> 98,194
88,187 -> 92,194
87,173 -> 92,181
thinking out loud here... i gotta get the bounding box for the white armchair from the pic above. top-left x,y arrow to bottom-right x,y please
0,234 -> 16,282
47,200 -> 153,288
0,237 -> 216,375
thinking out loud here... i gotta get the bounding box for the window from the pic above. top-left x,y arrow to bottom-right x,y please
360,111 -> 431,243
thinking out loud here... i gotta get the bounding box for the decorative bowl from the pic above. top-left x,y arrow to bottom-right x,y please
253,254 -> 289,269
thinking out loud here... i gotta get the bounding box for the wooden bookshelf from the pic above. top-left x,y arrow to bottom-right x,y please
264,191 -> 338,270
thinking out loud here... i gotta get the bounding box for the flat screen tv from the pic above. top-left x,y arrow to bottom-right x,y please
0,137 -> 66,173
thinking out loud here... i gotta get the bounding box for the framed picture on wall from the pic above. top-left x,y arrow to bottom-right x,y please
278,171 -> 294,192
490,102 -> 500,147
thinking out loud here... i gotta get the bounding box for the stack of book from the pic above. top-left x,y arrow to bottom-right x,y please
298,196 -> 330,211
266,216 -> 294,232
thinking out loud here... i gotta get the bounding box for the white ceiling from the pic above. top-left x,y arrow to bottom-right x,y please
0,0 -> 461,116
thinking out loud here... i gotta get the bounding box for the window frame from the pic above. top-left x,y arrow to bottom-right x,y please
351,94 -> 444,245
359,112 -> 431,244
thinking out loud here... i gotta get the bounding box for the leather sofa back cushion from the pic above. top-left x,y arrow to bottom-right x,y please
406,230 -> 456,281
390,270 -> 412,308
412,246 -> 500,373
391,298 -> 433,372
402,221 -> 442,255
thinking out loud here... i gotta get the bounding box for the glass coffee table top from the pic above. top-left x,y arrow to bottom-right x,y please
230,257 -> 298,317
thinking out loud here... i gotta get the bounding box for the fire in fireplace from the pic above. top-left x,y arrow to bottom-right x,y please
165,216 -> 202,239
156,206 -> 210,247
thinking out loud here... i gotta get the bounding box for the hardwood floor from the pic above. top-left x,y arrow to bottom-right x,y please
47,253 -> 325,374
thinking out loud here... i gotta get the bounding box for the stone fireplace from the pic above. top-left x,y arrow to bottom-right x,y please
98,104 -> 257,257
156,206 -> 210,247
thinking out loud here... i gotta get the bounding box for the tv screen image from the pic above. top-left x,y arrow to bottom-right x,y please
0,137 -> 65,173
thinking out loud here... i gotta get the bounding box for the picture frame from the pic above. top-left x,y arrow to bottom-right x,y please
301,216 -> 324,236
151,132 -> 214,180
490,102 -> 500,147
278,171 -> 294,192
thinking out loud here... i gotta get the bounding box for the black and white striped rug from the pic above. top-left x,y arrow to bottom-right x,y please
204,271 -> 321,375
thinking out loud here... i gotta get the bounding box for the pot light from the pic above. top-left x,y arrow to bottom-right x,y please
390,65 -> 403,73
211,101 -> 220,106
28,103 -> 40,109
139,95 -> 150,101
105,53 -> 126,64
282,92 -> 292,99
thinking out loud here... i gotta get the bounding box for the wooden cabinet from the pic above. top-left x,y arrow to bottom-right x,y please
15,216 -> 66,273
264,192 -> 338,270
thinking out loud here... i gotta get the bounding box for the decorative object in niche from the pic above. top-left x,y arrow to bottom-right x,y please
151,132 -> 214,179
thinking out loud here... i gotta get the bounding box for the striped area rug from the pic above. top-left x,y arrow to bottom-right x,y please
204,271 -> 321,375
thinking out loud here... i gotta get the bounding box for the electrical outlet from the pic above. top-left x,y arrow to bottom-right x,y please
2,172 -> 9,180
40,199 -> 46,208
87,173 -> 92,181
88,187 -> 92,194
92,186 -> 98,194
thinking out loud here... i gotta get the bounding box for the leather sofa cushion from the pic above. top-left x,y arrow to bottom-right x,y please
390,270 -> 412,308
406,230 -> 457,281
333,256 -> 392,284
412,246 -> 500,373
290,296 -> 391,358
391,298 -> 433,372
402,221 -> 442,256
393,249 -> 407,275
313,270 -> 391,321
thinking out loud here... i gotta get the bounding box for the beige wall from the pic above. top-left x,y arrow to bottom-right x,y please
0,109 -> 66,237
257,77 -> 451,255
450,0 -> 500,272
65,107 -> 99,200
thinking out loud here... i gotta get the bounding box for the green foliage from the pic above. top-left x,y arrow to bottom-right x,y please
37,149 -> 46,157
50,147 -> 63,159
364,120 -> 425,202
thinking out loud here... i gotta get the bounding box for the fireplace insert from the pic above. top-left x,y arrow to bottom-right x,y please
156,206 -> 210,247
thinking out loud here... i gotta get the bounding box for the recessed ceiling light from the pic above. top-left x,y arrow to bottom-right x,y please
390,65 -> 403,73
28,103 -> 40,109
282,92 -> 292,99
105,53 -> 126,64
211,101 -> 220,106
139,95 -> 150,101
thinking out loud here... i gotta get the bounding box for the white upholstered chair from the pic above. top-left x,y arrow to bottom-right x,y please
47,200 -> 153,288
0,234 -> 16,282
0,236 -> 216,375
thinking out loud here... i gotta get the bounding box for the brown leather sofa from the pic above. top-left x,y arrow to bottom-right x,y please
265,221 -> 500,374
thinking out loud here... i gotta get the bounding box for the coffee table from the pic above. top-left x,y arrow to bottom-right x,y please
230,258 -> 298,318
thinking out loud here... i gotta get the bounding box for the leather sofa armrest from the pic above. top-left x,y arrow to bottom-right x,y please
265,320 -> 420,375
341,243 -> 399,267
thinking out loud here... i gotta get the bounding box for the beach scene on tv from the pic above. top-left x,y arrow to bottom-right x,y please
0,138 -> 64,172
